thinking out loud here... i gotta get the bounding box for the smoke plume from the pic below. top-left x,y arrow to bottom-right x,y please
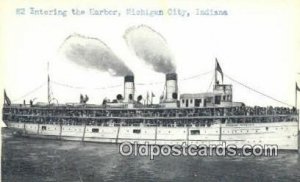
124,25 -> 176,73
60,34 -> 133,76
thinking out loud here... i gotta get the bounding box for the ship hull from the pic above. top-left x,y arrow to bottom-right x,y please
6,121 -> 298,150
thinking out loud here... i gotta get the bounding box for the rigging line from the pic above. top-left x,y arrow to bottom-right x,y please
136,70 -> 214,86
52,70 -> 214,89
206,73 -> 215,92
93,84 -> 122,89
52,80 -> 122,90
12,82 -> 46,102
136,81 -> 163,86
224,74 -> 293,107
181,70 -> 213,81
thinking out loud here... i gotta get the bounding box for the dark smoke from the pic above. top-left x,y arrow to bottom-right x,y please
60,34 -> 133,76
124,25 -> 176,73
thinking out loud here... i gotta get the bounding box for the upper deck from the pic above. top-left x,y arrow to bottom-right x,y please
2,104 -> 298,125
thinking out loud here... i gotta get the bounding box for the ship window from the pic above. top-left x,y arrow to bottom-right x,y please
190,130 -> 200,135
223,95 -> 226,101
206,97 -> 212,103
133,129 -> 141,134
92,128 -> 99,133
42,126 -> 47,130
215,96 -> 221,104
195,99 -> 201,107
190,99 -> 193,103
182,99 -> 184,104
265,127 -> 269,131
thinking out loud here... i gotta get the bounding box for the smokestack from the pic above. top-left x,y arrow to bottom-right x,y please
124,75 -> 135,102
165,73 -> 178,101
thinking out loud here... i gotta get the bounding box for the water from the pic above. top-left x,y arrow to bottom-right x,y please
2,128 -> 300,182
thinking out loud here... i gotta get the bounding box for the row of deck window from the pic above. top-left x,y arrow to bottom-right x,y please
29,126 -> 277,135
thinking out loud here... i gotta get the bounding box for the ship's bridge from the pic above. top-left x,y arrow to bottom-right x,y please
180,84 -> 243,108
180,92 -> 216,108
213,84 -> 233,103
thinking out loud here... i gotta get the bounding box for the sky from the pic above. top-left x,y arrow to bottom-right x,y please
0,0 -> 300,112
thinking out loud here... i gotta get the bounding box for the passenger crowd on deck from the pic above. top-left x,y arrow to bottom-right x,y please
3,105 -> 298,126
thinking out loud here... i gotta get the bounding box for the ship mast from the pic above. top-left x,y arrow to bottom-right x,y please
214,58 -> 217,86
47,62 -> 51,105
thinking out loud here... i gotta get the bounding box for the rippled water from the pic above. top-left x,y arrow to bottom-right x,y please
2,128 -> 300,182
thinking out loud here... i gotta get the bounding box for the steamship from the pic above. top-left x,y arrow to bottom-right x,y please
2,61 -> 299,150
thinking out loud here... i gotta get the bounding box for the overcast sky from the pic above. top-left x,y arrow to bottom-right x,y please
0,0 -> 299,110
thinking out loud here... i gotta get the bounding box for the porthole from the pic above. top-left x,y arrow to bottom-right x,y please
133,129 -> 141,134
92,128 -> 99,133
190,130 -> 200,135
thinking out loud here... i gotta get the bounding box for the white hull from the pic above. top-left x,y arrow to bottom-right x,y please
6,121 -> 299,150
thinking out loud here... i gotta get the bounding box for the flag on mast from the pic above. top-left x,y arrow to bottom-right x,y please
4,89 -> 11,105
215,58 -> 224,83
296,82 -> 300,109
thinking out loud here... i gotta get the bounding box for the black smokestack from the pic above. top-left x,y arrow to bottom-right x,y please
60,34 -> 133,76
165,73 -> 178,101
124,75 -> 134,82
124,25 -> 176,74
166,73 -> 177,81
124,75 -> 135,102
